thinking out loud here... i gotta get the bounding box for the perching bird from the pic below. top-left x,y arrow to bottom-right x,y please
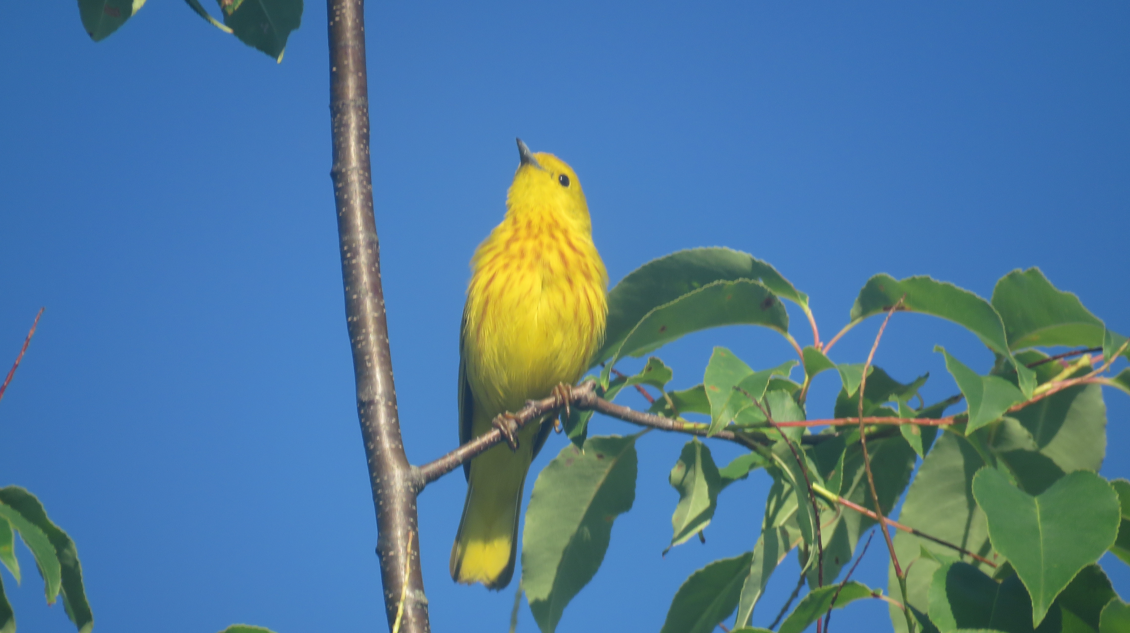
450,139 -> 608,589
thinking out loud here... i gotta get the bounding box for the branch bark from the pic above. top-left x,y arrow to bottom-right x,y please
327,2 -> 428,631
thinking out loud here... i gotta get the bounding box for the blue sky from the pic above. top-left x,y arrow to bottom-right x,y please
1,2 -> 1127,632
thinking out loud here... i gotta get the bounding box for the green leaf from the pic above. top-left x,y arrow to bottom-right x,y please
649,384 -> 711,418
568,357 -> 673,447
938,347 -> 1025,434
667,439 -> 723,551
0,488 -> 92,633
972,469 -> 1121,626
889,434 -> 997,633
1004,383 -> 1106,483
734,526 -> 794,627
837,363 -> 870,398
991,268 -> 1105,350
833,366 -> 927,419
704,347 -> 755,430
852,274 -> 1036,396
217,627 -> 278,633
771,440 -> 820,550
221,0 -> 302,62
702,349 -> 797,435
1111,479 -> 1130,566
897,397 -> 932,458
928,561 -> 1062,633
802,346 -> 836,381
0,575 -> 12,633
78,0 -> 143,41
523,435 -> 638,633
0,520 -> 17,583
719,453 -> 768,487
599,279 -> 789,382
185,0 -> 234,33
778,581 -> 876,633
596,247 -> 807,367
813,433 -> 916,588
659,552 -> 753,633
1108,370 -> 1130,398
1055,564 -> 1115,633
1103,329 -> 1130,366
0,503 -> 61,604
1100,599 -> 1130,633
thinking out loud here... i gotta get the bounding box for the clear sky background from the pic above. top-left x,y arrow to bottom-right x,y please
1,3 -> 1127,632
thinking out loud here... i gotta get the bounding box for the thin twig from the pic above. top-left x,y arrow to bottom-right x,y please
803,305 -> 822,351
823,530 -> 875,633
0,307 -> 44,405
1025,347 -> 1103,368
610,367 -> 656,404
416,381 -> 773,485
822,322 -> 855,355
810,483 -> 996,567
770,571 -> 808,631
856,296 -> 914,633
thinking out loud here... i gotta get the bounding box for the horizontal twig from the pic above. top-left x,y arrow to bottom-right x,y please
811,483 -> 996,568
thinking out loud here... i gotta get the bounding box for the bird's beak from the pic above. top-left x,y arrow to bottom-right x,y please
516,138 -> 542,170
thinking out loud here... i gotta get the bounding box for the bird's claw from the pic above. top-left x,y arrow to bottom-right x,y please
552,383 -> 574,419
492,413 -> 521,451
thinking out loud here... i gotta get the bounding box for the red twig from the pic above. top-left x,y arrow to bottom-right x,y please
857,298 -> 904,578
856,296 -> 916,633
0,308 -> 44,405
827,494 -> 996,567
609,367 -> 656,405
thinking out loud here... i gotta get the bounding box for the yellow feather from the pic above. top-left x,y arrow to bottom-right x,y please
450,142 -> 608,589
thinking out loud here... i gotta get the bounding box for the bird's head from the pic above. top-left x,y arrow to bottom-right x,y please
506,139 -> 591,232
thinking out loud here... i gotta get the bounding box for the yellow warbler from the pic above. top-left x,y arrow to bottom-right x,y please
450,139 -> 608,589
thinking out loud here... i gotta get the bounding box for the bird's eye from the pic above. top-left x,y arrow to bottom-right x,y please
558,174 -> 570,187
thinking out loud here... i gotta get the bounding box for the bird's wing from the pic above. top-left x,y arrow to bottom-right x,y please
458,309 -> 475,480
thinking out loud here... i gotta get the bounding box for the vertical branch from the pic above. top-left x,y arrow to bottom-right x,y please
857,297 -> 912,633
327,2 -> 429,632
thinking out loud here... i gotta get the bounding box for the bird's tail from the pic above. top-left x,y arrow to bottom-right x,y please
449,441 -> 532,590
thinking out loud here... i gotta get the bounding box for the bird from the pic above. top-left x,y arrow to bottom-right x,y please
450,139 -> 608,589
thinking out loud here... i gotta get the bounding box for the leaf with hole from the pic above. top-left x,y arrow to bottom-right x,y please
522,435 -> 638,633
660,552 -> 753,633
972,468 -> 1121,626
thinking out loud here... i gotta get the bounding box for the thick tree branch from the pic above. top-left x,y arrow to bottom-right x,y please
327,2 -> 428,631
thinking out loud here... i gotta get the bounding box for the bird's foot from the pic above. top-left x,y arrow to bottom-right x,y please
492,412 -> 521,451
551,383 -> 575,433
